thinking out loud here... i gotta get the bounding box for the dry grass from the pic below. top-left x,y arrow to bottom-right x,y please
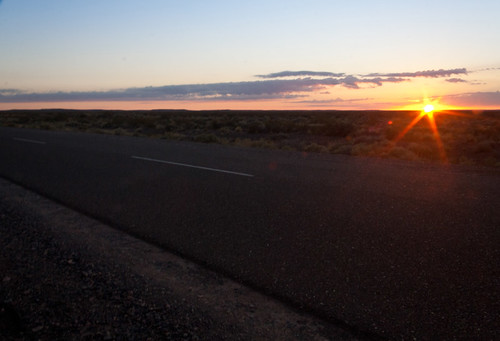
1,109 -> 499,167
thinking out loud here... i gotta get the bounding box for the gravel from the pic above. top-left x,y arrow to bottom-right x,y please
0,178 -> 356,340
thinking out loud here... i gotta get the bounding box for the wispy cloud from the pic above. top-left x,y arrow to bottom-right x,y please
341,76 -> 408,89
0,89 -> 20,95
256,70 -> 345,78
446,78 -> 468,83
365,68 -> 467,78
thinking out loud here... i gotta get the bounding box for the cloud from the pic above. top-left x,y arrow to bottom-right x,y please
476,67 -> 500,72
0,79 -> 326,103
0,67 -> 473,104
446,78 -> 467,83
0,76 -> 408,103
342,76 -> 408,89
118,78 -> 335,99
0,89 -> 20,95
256,70 -> 344,78
442,91 -> 500,107
365,68 -> 467,78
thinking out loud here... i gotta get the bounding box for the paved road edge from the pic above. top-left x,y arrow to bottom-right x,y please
0,176 -> 363,340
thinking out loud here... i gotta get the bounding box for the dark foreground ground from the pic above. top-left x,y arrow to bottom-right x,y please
0,178 -> 357,340
1,127 -> 499,340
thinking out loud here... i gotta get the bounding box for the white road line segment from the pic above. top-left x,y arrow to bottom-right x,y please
131,156 -> 254,177
13,137 -> 46,144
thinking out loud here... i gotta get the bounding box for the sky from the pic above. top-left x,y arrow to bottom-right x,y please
1,0 -> 500,110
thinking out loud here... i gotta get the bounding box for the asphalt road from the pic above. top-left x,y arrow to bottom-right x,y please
1,127 -> 498,339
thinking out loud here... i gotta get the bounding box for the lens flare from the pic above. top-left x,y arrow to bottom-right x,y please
389,98 -> 448,163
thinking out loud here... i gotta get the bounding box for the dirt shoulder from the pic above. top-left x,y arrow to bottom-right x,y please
0,177 -> 359,340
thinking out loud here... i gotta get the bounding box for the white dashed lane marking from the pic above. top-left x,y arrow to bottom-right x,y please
13,137 -> 46,145
131,156 -> 254,177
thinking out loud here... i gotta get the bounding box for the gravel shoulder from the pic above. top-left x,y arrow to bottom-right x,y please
0,177 -> 359,340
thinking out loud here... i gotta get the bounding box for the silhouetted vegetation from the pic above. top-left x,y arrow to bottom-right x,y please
1,109 -> 499,167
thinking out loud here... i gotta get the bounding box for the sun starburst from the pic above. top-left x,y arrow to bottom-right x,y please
390,99 -> 448,163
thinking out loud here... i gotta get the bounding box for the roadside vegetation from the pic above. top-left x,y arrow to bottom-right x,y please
1,109 -> 499,167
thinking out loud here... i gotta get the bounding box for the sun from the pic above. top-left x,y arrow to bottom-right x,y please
423,104 -> 434,113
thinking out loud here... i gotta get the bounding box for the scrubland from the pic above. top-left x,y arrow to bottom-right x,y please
1,109 -> 499,167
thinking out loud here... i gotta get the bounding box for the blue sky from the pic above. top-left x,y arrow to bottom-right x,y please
1,0 -> 499,109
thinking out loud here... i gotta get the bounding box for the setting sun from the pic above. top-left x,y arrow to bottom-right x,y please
424,104 -> 435,113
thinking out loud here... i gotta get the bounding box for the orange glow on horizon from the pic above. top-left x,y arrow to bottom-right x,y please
0,97 -> 495,112
0,100 -> 305,111
392,93 -> 469,111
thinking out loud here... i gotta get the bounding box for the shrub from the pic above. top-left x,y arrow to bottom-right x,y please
458,156 -> 475,166
304,143 -> 328,153
217,126 -> 233,135
408,142 -> 439,160
270,132 -> 289,141
351,143 -> 374,156
249,139 -> 276,149
193,133 -> 219,143
321,119 -> 354,137
384,125 -> 399,140
473,140 -> 495,154
246,120 -> 266,134
331,144 -> 352,155
387,147 -> 417,160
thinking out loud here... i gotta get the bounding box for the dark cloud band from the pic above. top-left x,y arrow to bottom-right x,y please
0,68 -> 469,103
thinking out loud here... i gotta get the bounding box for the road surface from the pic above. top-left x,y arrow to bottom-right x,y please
0,127 -> 498,339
